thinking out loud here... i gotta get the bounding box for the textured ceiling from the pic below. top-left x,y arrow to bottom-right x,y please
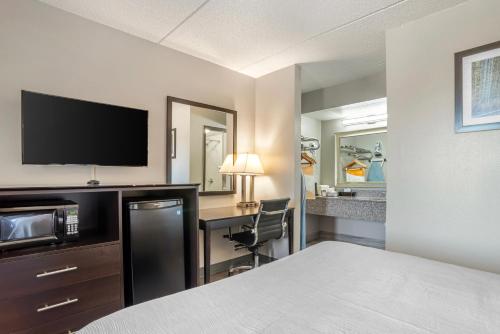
161,0 -> 399,70
39,0 -> 467,92
39,0 -> 208,42
299,0 -> 468,92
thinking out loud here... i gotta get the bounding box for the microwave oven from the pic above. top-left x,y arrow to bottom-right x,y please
0,200 -> 79,250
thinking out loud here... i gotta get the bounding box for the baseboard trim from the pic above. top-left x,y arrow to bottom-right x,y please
314,231 -> 385,250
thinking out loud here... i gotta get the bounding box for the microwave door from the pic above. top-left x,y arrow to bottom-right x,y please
0,211 -> 58,246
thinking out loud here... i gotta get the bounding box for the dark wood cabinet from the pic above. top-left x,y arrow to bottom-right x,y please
12,302 -> 122,334
0,275 -> 121,332
0,243 -> 121,301
0,184 -> 199,333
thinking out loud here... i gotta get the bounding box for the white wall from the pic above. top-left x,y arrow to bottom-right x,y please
302,72 -> 386,114
255,65 -> 301,254
386,0 -> 500,273
0,0 -> 255,266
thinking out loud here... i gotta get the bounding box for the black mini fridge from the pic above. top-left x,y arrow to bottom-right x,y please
123,199 -> 185,306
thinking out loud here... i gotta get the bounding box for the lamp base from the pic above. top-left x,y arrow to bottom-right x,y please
237,201 -> 258,208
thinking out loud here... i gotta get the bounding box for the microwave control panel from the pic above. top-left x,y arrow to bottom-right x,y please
65,207 -> 79,236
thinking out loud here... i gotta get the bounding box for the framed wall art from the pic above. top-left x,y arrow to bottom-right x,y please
455,41 -> 500,133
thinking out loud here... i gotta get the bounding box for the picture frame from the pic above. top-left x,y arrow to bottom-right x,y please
455,40 -> 500,133
171,128 -> 176,159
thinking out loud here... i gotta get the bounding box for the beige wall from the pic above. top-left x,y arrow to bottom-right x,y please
255,65 -> 301,254
386,0 -> 500,273
0,0 -> 255,196
0,0 -> 255,265
302,72 -> 386,114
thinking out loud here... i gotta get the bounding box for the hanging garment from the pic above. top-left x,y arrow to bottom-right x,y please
344,159 -> 368,183
367,160 -> 385,182
345,167 -> 366,182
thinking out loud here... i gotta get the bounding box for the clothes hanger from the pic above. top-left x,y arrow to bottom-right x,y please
344,159 -> 368,169
301,152 -> 316,165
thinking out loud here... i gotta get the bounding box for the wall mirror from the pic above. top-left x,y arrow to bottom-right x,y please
335,128 -> 387,188
167,96 -> 236,195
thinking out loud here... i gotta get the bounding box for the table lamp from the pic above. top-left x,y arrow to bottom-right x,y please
233,153 -> 264,207
219,154 -> 235,175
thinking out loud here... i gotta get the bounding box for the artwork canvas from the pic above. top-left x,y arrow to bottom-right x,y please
456,41 -> 500,132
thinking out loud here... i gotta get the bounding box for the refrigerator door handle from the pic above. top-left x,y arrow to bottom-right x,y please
129,201 -> 181,210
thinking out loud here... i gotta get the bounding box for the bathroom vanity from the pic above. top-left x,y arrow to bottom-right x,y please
306,190 -> 386,249
307,195 -> 386,223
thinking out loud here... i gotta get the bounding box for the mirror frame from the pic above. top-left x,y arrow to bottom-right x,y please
334,127 -> 387,189
166,96 -> 237,196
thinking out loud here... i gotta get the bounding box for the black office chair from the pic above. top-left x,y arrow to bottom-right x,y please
225,198 -> 290,274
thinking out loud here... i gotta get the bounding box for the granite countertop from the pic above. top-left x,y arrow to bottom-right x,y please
315,196 -> 386,203
307,195 -> 386,223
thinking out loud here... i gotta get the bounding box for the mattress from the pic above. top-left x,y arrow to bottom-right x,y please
80,241 -> 500,333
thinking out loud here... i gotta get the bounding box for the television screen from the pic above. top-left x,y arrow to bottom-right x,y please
22,91 -> 148,166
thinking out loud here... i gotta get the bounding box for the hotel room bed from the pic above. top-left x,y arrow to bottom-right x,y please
80,241 -> 500,334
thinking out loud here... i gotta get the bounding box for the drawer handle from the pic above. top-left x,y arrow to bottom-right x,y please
37,298 -> 78,313
36,266 -> 78,278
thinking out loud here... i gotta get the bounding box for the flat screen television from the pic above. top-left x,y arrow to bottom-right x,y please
22,91 -> 148,166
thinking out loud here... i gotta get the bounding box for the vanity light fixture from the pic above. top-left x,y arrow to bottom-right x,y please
342,114 -> 387,127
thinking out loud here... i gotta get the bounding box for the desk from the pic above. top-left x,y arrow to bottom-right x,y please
199,206 -> 294,284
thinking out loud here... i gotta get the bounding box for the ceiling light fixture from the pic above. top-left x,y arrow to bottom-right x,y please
342,114 -> 387,127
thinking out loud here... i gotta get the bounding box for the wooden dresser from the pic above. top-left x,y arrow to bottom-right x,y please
0,184 -> 199,334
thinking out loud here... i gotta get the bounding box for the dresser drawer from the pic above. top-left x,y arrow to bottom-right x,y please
0,275 -> 121,333
13,301 -> 121,334
0,243 -> 121,300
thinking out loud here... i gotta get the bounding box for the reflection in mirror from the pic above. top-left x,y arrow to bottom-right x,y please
203,126 -> 231,192
168,97 -> 236,195
335,128 -> 387,187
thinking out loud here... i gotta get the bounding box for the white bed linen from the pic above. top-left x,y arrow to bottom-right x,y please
80,241 -> 500,334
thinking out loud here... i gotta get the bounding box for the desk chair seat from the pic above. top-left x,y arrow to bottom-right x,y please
225,198 -> 290,275
230,230 -> 255,246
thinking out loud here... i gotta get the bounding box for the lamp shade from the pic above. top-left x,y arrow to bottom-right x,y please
219,154 -> 235,174
233,153 -> 264,175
